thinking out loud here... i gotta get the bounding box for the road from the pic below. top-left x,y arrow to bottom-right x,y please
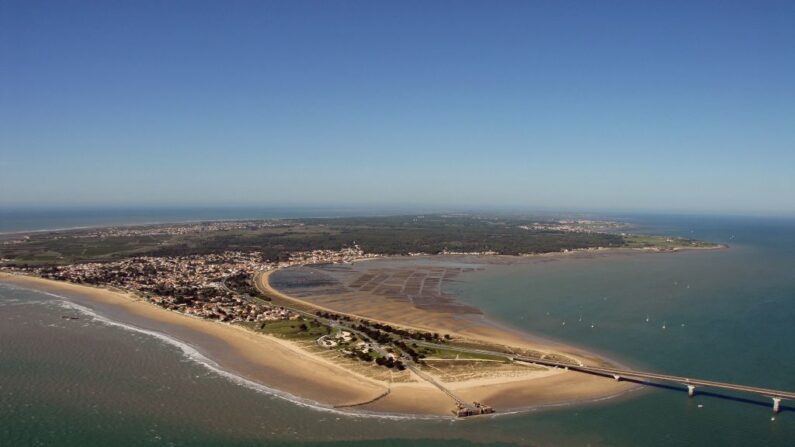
246,272 -> 795,413
411,341 -> 795,402
234,273 -> 476,409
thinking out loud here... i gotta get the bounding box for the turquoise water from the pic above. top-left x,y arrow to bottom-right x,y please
448,215 -> 795,446
2,214 -> 794,446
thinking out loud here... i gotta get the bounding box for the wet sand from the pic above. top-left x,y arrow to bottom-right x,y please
257,257 -> 639,412
2,270 -> 635,416
259,258 -> 617,365
0,273 -> 386,408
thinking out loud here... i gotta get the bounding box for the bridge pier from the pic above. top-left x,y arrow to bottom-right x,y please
773,397 -> 782,414
687,385 -> 696,398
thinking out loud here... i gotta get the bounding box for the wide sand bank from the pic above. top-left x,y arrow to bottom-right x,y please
2,272 -> 634,416
0,273 -> 387,407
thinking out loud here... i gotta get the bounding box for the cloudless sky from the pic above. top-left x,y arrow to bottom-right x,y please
1,0 -> 794,215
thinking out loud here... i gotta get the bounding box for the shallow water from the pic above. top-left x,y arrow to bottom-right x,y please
0,284 -> 526,446
2,214 -> 794,446
447,215 -> 795,446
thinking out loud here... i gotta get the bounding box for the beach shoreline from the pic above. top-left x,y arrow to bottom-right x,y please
258,247 -> 725,365
1,270 -> 637,416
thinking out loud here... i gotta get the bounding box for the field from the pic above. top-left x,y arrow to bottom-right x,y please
239,319 -> 329,340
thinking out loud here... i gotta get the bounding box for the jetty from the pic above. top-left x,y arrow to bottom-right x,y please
407,363 -> 494,417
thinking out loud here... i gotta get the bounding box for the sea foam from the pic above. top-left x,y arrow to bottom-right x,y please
12,286 -> 434,421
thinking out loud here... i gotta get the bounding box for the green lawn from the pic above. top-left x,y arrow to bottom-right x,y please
418,346 -> 508,362
239,318 -> 329,340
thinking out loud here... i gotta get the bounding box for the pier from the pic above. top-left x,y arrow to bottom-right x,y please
406,363 -> 494,417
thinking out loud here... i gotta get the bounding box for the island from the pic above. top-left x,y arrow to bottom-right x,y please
0,214 -> 724,416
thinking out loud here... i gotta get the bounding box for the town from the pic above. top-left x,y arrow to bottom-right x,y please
3,246 -> 377,325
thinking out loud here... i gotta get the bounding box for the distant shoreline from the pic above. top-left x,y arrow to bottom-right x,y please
0,217 -> 275,237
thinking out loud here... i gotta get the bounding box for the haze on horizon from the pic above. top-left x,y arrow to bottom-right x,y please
1,1 -> 794,216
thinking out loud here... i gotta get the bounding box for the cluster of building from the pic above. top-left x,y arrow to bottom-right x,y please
0,238 -> 27,246
317,328 -> 408,370
439,249 -> 499,256
0,221 -> 284,245
518,219 -> 629,234
317,330 -> 358,348
22,251 -> 271,289
151,294 -> 298,323
4,247 -> 374,324
453,402 -> 495,417
284,245 -> 379,266
65,220 -> 281,239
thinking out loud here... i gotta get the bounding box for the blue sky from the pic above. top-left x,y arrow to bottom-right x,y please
1,1 -> 794,215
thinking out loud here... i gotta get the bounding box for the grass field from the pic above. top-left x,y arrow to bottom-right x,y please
419,346 -> 509,362
239,318 -> 329,340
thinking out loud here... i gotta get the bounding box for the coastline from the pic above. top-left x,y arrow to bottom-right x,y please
258,248 -> 709,366
1,271 -> 635,416
0,273 -> 391,410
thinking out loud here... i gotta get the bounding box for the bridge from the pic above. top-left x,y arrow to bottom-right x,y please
412,341 -> 795,414
251,272 -> 793,416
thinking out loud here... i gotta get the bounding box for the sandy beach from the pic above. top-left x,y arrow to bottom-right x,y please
1,271 -> 635,416
0,273 -> 387,408
257,260 -> 638,408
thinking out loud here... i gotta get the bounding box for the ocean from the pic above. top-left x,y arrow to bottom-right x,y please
1,212 -> 794,446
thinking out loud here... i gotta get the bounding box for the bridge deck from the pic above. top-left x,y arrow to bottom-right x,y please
412,341 -> 795,401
